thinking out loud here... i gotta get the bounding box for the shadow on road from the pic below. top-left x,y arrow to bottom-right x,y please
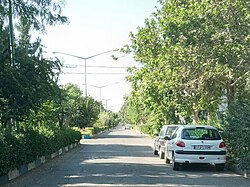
78,143 -> 154,158
3,129 -> 249,187
97,134 -> 147,139
58,160 -> 247,187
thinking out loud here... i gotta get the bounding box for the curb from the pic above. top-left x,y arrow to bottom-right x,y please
0,142 -> 80,186
226,162 -> 249,179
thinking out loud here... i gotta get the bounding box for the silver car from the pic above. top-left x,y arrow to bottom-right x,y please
153,125 -> 181,159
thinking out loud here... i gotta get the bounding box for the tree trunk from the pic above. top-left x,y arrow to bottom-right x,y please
207,111 -> 214,122
58,109 -> 64,129
227,70 -> 235,107
227,81 -> 235,109
192,102 -> 199,124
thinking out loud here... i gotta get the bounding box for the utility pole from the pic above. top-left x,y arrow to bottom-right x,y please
8,0 -> 15,67
53,49 -> 118,97
8,0 -> 19,130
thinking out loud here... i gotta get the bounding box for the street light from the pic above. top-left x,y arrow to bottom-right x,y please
53,49 -> 119,96
85,82 -> 119,112
102,98 -> 111,110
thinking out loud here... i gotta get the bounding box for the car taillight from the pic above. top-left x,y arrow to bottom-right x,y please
176,141 -> 185,147
219,141 -> 226,148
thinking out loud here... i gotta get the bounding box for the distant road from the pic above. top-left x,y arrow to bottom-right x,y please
3,125 -> 249,187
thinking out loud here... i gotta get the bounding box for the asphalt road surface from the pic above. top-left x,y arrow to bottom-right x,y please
3,125 -> 249,187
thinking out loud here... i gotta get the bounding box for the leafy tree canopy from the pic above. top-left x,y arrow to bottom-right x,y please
124,0 -> 250,125
0,0 -> 68,32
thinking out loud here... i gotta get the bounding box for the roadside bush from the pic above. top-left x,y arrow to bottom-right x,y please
84,127 -> 94,136
92,126 -> 107,134
223,98 -> 250,171
0,126 -> 81,176
0,128 -> 27,175
73,126 -> 108,137
137,123 -> 153,136
72,112 -> 120,138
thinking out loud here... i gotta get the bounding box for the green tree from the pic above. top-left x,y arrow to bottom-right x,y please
1,0 -> 68,32
0,0 -> 67,128
223,78 -> 250,171
119,95 -> 147,125
62,84 -> 101,128
94,111 -> 119,130
124,0 -> 250,127
0,26 -> 62,127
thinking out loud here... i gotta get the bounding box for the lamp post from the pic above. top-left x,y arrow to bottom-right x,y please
53,49 -> 118,96
102,98 -> 111,110
86,82 -> 119,112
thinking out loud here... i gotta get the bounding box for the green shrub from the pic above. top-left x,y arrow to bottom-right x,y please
85,127 -> 94,136
138,123 -> 152,135
223,98 -> 250,171
0,126 -> 81,176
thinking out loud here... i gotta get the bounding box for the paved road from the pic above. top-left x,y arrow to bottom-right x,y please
3,125 -> 249,187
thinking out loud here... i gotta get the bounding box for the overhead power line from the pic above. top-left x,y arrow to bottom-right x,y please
62,64 -> 142,69
62,72 -> 128,75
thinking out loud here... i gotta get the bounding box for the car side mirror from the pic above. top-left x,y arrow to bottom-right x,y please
154,133 -> 159,137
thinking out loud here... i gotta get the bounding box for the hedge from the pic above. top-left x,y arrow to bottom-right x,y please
0,126 -> 81,176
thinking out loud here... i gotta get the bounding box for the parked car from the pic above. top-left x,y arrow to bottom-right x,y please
153,125 -> 180,159
124,124 -> 132,130
164,125 -> 226,171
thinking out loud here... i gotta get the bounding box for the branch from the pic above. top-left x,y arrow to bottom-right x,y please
231,71 -> 250,86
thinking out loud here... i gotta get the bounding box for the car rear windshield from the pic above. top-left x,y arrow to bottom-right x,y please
181,127 -> 221,140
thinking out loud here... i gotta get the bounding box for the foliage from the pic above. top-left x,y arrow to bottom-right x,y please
72,112 -> 120,137
62,84 -> 101,128
223,80 -> 250,171
0,18 -> 62,128
0,0 -> 68,128
0,125 -> 81,176
122,0 -> 250,127
108,112 -> 120,128
94,112 -> 120,130
119,95 -> 146,125
0,0 -> 68,32
0,0 -> 106,177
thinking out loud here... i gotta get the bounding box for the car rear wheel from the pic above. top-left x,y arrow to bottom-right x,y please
153,147 -> 158,155
215,164 -> 225,171
172,154 -> 179,170
159,147 -> 164,159
165,154 -> 170,164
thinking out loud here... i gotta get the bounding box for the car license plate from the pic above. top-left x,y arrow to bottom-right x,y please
194,145 -> 211,150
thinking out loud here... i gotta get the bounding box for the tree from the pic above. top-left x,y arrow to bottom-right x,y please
1,0 -> 68,32
223,78 -> 250,172
0,28 -> 62,127
0,0 -> 67,128
124,0 -> 250,127
119,95 -> 146,125
62,84 -> 101,128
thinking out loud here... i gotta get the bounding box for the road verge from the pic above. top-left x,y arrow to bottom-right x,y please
0,142 -> 80,186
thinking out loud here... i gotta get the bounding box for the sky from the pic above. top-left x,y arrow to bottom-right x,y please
41,0 -> 158,112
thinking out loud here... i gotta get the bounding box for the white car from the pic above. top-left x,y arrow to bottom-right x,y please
164,125 -> 226,171
124,124 -> 132,130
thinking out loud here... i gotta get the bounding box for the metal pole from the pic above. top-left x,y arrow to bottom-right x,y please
103,99 -> 110,110
105,100 -> 108,109
84,59 -> 87,96
99,88 -> 102,113
8,0 -> 15,67
52,49 -> 118,97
